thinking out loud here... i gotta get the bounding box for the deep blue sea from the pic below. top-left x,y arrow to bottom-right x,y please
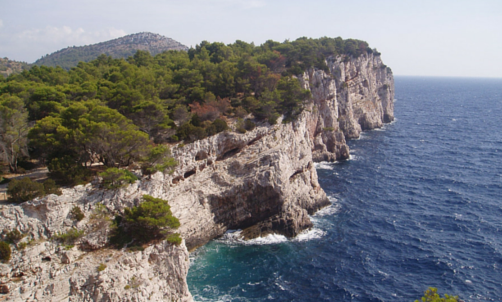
187,76 -> 502,301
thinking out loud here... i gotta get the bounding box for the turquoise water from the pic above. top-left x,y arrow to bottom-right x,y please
188,77 -> 502,301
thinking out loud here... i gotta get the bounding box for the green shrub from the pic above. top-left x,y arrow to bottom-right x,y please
166,233 -> 182,246
268,113 -> 279,125
5,229 -> 25,243
17,242 -> 27,250
244,119 -> 256,131
415,287 -> 459,302
99,168 -> 138,189
48,155 -> 93,186
53,228 -> 84,245
110,195 -> 180,247
212,118 -> 229,133
70,206 -> 85,221
43,179 -> 62,196
176,122 -> 207,142
141,145 -> 177,175
7,177 -> 45,203
323,127 -> 334,132
235,118 -> 246,134
0,241 -> 11,262
97,263 -> 107,272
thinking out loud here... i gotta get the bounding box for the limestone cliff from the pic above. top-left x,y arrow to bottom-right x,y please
300,52 -> 394,161
0,52 -> 393,301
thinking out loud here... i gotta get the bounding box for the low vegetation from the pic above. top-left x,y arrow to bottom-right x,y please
6,177 -> 62,203
4,229 -> 25,244
0,241 -> 11,262
53,228 -> 85,245
110,195 -> 181,247
97,263 -> 107,272
99,168 -> 138,189
70,206 -> 85,221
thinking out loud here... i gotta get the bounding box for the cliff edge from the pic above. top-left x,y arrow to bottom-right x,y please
0,52 -> 393,301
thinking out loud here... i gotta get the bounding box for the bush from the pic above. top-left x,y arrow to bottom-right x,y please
17,242 -> 27,250
235,118 -> 247,134
7,177 -> 45,203
175,122 -> 207,142
48,155 -> 92,186
415,287 -> 459,302
43,179 -> 62,195
206,118 -> 228,136
244,119 -> 256,131
110,195 -> 180,247
141,145 -> 177,175
0,241 -> 11,262
166,233 -> 182,245
4,229 -> 24,243
70,206 -> 85,221
97,263 -> 107,272
212,118 -> 229,133
99,168 -> 138,189
53,228 -> 85,245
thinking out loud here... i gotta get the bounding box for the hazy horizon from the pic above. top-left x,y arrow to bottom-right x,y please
1,0 -> 501,78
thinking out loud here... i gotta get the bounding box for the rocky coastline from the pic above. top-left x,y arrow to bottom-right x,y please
0,52 -> 393,301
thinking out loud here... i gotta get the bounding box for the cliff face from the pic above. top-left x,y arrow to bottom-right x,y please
300,52 -> 394,161
0,52 -> 393,301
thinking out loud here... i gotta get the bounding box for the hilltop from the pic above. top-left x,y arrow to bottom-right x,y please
33,32 -> 188,69
0,57 -> 30,78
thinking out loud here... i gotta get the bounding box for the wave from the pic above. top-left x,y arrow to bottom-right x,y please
215,227 -> 327,246
216,230 -> 288,245
293,228 -> 326,241
314,203 -> 341,217
314,161 -> 338,170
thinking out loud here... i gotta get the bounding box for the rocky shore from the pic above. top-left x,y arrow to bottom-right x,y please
0,52 -> 393,301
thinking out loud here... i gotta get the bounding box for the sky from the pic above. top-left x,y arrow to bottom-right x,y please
1,0 -> 501,78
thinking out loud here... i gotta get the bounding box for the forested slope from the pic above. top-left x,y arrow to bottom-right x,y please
0,36 -> 376,184
33,32 -> 188,70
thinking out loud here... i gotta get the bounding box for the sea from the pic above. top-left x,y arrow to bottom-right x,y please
187,76 -> 502,301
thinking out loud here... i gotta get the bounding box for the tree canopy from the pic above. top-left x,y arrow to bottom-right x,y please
0,36 -> 373,175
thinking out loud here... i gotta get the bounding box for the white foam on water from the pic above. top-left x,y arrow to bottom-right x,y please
314,161 -> 337,170
216,225 -> 328,245
293,228 -> 326,241
216,229 -> 288,245
314,203 -> 341,217
349,154 -> 357,161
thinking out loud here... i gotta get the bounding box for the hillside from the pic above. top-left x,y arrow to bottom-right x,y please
0,57 -> 30,77
33,32 -> 188,69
